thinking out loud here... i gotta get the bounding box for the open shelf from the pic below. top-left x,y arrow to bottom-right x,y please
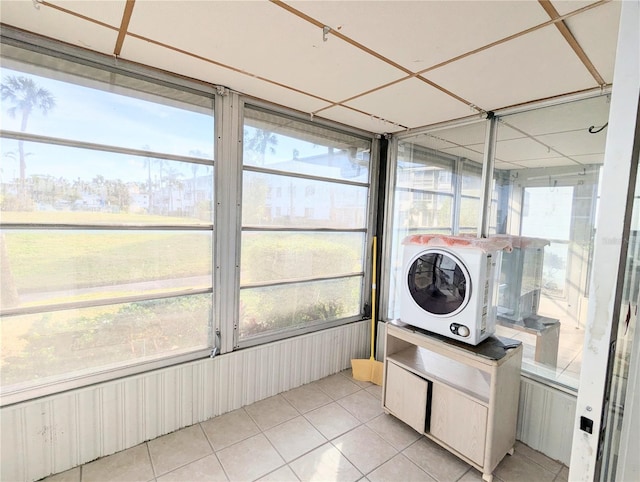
387,345 -> 491,403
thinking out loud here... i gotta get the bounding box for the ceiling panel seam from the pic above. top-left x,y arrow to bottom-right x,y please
415,0 -> 611,77
499,119 -> 585,165
271,1 -> 478,117
114,0 -> 136,57
538,0 -> 606,86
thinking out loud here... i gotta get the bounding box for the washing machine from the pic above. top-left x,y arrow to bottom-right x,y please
400,241 -> 502,345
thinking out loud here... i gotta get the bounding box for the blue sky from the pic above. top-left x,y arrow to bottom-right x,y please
1,66 -> 214,183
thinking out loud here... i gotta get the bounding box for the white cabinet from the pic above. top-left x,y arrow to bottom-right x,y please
382,322 -> 522,482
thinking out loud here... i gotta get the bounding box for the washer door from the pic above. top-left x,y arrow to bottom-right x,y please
407,249 -> 470,316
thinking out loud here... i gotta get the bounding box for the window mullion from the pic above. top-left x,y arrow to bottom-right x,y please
452,158 -> 463,234
214,90 -> 242,354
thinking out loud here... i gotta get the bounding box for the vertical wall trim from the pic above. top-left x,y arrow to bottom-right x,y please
570,1 -> 640,479
379,136 -> 399,321
214,91 -> 242,354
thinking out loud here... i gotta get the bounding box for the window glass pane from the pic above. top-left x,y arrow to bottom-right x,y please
241,109 -> 371,342
1,230 -> 212,310
239,277 -> 361,338
395,190 -> 453,233
244,107 -> 370,182
396,150 -> 454,193
1,44 -> 215,401
1,294 -> 211,391
1,60 -> 214,156
242,171 -> 367,229
386,121 -> 486,320
241,232 -> 364,285
459,197 -> 480,231
1,142 -> 214,225
492,94 -> 610,390
461,161 -> 483,197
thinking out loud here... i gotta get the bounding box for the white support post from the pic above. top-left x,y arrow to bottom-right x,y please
214,91 -> 243,354
569,1 -> 640,479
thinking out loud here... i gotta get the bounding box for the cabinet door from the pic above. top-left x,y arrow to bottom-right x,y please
430,383 -> 487,466
384,361 -> 429,434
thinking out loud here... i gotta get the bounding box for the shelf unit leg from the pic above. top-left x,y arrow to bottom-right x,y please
482,473 -> 494,482
508,446 -> 515,456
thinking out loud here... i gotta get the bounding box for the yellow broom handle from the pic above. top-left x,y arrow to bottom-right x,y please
370,236 -> 377,360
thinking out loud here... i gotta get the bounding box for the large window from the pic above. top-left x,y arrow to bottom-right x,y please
240,107 -> 372,342
491,94 -> 610,390
385,121 -> 486,320
0,44 -> 215,402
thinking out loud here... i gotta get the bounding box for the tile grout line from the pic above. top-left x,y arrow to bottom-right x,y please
197,421 -> 231,482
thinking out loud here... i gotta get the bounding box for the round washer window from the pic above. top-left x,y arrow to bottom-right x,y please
407,250 -> 469,315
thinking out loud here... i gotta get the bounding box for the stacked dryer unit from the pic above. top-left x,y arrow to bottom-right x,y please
400,237 -> 504,346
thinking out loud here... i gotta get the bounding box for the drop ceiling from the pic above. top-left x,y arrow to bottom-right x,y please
0,0 -> 621,170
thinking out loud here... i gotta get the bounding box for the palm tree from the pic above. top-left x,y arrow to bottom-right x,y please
1,75 -> 56,206
245,128 -> 278,165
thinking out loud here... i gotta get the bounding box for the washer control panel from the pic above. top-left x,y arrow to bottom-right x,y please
450,323 -> 470,338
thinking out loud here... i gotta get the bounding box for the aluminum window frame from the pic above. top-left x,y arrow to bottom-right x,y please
236,100 -> 379,349
0,29 -> 219,406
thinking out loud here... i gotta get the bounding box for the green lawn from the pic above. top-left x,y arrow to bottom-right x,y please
2,211 -> 213,292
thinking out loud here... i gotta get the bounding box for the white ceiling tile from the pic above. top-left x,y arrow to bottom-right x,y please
289,0 -> 549,72
496,137 -> 560,163
344,78 -> 474,129
496,123 -> 528,142
49,0 -> 127,26
440,145 -> 485,164
317,106 -> 405,134
430,122 -> 488,146
499,95 -> 610,136
120,37 -> 331,115
513,157 -> 585,168
569,153 -> 606,165
401,122 -> 487,162
425,25 -> 597,111
494,160 -> 525,170
398,132 -> 455,151
536,130 -> 607,158
550,1 -> 601,16
565,1 -> 621,84
1,0 -> 119,55
126,0 -> 404,102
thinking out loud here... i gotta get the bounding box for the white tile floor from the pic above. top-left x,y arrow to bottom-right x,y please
40,370 -> 569,482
